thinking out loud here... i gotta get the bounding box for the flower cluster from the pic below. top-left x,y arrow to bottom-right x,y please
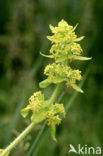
21,19 -> 91,141
41,20 -> 91,63
0,19 -> 91,156
40,19 -> 91,92
40,63 -> 83,92
21,91 -> 65,140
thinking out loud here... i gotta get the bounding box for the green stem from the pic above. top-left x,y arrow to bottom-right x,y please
48,83 -> 62,105
1,122 -> 35,156
1,83 -> 62,156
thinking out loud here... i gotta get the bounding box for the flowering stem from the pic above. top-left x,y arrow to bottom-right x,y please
1,83 -> 62,156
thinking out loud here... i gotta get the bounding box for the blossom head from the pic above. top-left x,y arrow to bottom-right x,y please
21,91 -> 65,140
40,19 -> 91,92
41,19 -> 91,63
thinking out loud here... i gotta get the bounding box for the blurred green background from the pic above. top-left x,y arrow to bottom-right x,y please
0,0 -> 103,155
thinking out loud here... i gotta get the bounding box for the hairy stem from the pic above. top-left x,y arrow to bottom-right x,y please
1,83 -> 62,156
1,122 -> 36,156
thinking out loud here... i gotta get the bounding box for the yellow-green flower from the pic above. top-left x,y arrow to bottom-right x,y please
21,19 -> 91,141
47,19 -> 78,43
21,91 -> 65,140
41,19 -> 91,62
40,63 -> 83,92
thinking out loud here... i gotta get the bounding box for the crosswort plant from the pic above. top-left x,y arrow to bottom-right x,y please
0,20 -> 91,156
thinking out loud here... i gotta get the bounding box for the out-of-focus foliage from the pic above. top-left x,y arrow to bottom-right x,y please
0,0 -> 35,83
0,0 -> 103,155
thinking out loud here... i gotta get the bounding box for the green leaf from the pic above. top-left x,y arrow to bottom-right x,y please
40,52 -> 54,58
47,36 -> 52,41
56,55 -> 67,63
50,125 -> 57,141
74,36 -> 85,42
31,112 -> 45,124
39,79 -> 52,88
73,56 -> 92,61
72,84 -> 83,93
49,25 -> 55,33
73,23 -> 78,31
39,77 -> 64,88
51,77 -> 65,84
21,107 -> 30,118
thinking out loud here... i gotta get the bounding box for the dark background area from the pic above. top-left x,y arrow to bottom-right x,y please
0,0 -> 103,155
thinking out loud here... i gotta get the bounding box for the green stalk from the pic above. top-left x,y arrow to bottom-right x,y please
1,122 -> 36,156
48,83 -> 62,105
1,83 -> 62,156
